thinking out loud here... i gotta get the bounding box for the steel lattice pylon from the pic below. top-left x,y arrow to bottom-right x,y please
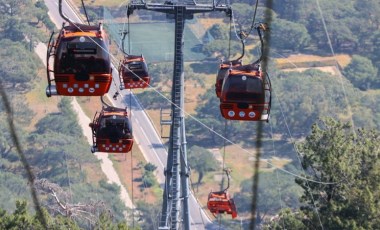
127,1 -> 231,229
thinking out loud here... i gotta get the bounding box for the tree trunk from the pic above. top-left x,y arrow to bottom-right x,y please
197,171 -> 204,184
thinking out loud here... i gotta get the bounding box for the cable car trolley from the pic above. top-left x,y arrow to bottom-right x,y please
219,63 -> 271,121
219,23 -> 271,122
89,106 -> 133,153
207,169 -> 238,219
46,0 -> 112,97
119,54 -> 150,90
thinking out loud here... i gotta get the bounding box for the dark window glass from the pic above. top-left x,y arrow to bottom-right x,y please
223,75 -> 263,102
55,37 -> 110,74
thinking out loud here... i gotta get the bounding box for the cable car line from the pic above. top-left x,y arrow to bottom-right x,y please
228,13 -> 232,60
228,0 -> 259,41
127,88 -> 135,228
58,0 -> 74,25
120,30 -> 129,56
245,0 -> 260,39
315,0 -> 356,136
100,95 -> 111,108
207,168 -> 238,219
267,47 -> 350,229
115,2 -> 130,57
222,120 -> 228,180
127,10 -> 131,55
269,122 -> 286,230
117,11 -> 151,90
273,85 -> 325,230
81,0 -> 90,26
62,11 -> 340,185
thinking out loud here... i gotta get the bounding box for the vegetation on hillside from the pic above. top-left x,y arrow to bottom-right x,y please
265,118 -> 380,229
0,0 -> 133,228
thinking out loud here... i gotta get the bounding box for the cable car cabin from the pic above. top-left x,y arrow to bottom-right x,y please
46,23 -> 112,97
119,55 -> 150,89
220,64 -> 271,121
89,107 -> 133,153
215,59 -> 242,98
207,191 -> 237,219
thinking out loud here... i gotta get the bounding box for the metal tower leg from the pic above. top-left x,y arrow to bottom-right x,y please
160,6 -> 187,230
127,3 -> 232,230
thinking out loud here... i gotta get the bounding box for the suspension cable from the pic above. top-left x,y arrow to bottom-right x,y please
228,14 -> 232,60
115,2 -> 130,57
250,122 -> 263,229
81,0 -> 90,25
229,0 -> 259,41
254,24 -> 266,63
244,0 -> 259,39
128,11 -> 131,54
59,0 -> 73,24
269,122 -> 286,229
315,0 -> 356,136
121,31 -> 129,55
222,120 -> 227,175
100,95 -> 111,108
273,89 -> 324,230
128,88 -> 135,228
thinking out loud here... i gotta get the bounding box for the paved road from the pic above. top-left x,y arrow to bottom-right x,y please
44,0 -> 135,211
43,1 -> 212,228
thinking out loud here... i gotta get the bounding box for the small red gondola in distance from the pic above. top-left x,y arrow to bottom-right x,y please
89,106 -> 133,153
207,191 -> 238,219
207,169 -> 238,219
219,63 -> 271,121
119,55 -> 150,89
215,59 -> 242,98
46,20 -> 112,97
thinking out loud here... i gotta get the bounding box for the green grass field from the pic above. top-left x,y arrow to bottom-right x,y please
107,22 -> 205,62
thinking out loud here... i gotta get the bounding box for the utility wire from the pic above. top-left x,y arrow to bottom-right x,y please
269,122 -> 286,230
315,0 -> 356,136
273,89 -> 324,230
221,119 -> 227,191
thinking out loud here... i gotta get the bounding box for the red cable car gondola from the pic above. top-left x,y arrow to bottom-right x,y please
215,59 -> 242,98
207,169 -> 238,219
46,0 -> 112,97
119,54 -> 150,89
218,23 -> 271,121
219,63 -> 271,121
207,191 -> 238,219
89,106 -> 133,153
